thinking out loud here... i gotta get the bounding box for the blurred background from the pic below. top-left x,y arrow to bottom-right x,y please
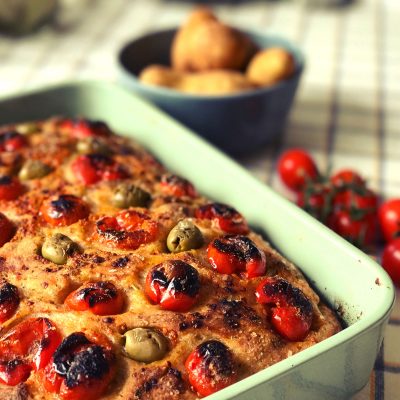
0,0 -> 398,199
0,1 -> 399,398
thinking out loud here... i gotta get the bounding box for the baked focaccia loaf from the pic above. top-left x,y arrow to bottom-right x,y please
0,118 -> 341,400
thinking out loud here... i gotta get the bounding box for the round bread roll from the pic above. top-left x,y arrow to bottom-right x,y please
171,7 -> 257,72
246,47 -> 296,86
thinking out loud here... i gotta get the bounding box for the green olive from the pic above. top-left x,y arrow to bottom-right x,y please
167,219 -> 203,253
112,183 -> 151,209
123,328 -> 168,363
19,160 -> 52,181
76,137 -> 110,155
41,233 -> 76,265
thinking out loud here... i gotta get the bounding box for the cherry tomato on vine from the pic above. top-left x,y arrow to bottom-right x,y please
296,184 -> 332,221
277,149 -> 319,191
330,169 -> 364,188
333,187 -> 378,213
381,238 -> 400,287
327,209 -> 377,248
379,199 -> 400,242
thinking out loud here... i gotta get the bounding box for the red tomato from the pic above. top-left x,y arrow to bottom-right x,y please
381,238 -> 400,287
330,169 -> 364,188
71,154 -> 129,185
43,332 -> 115,400
0,282 -> 20,323
277,149 -> 319,191
271,306 -> 312,342
379,199 -> 400,242
0,176 -> 24,201
185,340 -> 236,397
160,174 -> 197,198
0,317 -> 61,385
0,213 -> 14,247
0,362 -> 31,386
327,209 -> 377,248
145,260 -> 200,312
297,184 -> 332,221
65,281 -> 124,315
195,203 -> 249,234
40,194 -> 90,226
255,277 -> 313,341
207,235 -> 266,278
333,187 -> 378,213
95,210 -> 158,250
0,131 -> 27,152
60,118 -> 111,139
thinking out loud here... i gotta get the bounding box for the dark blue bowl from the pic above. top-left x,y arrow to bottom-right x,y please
118,28 -> 304,155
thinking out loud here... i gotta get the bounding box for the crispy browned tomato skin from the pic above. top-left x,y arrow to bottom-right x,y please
0,117 -> 341,400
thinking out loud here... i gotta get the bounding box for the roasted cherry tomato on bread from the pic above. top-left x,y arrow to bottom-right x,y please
381,238 -> 400,287
43,332 -> 115,400
256,277 -> 313,341
0,213 -> 14,247
160,174 -> 197,198
185,340 -> 237,397
207,235 -> 266,278
0,282 -> 19,324
0,176 -> 24,201
96,209 -> 158,250
0,317 -> 61,385
277,149 -> 319,191
145,260 -> 200,312
195,203 -> 249,234
65,281 -> 124,315
60,118 -> 111,139
0,359 -> 31,386
71,154 -> 129,185
41,194 -> 90,226
0,131 -> 27,152
330,169 -> 364,188
379,199 -> 400,242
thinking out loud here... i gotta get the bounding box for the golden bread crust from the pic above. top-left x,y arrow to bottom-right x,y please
0,118 -> 341,399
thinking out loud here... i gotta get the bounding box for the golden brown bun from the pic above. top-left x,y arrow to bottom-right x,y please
246,47 -> 296,86
171,7 -> 257,72
139,65 -> 254,95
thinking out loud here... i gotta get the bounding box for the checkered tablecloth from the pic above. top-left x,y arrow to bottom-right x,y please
0,0 -> 399,398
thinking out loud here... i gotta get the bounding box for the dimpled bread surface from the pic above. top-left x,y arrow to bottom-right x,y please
0,118 -> 341,399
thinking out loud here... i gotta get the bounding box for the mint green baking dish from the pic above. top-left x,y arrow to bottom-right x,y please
0,81 -> 395,400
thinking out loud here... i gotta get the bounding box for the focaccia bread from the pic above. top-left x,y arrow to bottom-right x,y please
0,118 -> 341,400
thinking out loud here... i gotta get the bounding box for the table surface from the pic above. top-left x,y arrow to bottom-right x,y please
0,0 -> 399,399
